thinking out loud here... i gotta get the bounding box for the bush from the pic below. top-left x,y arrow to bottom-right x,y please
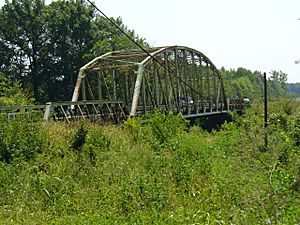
0,72 -> 33,106
125,110 -> 188,151
1,99 -> 299,224
290,115 -> 300,146
70,123 -> 88,152
0,116 -> 47,163
86,127 -> 111,152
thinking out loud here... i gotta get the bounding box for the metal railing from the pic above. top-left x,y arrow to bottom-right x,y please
0,100 -> 127,123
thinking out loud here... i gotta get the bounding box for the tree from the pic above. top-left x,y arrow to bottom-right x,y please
287,83 -> 300,97
86,16 -> 148,59
0,0 -> 149,102
220,67 -> 289,100
0,0 -> 47,100
43,0 -> 95,100
268,70 -> 288,97
0,72 -> 32,105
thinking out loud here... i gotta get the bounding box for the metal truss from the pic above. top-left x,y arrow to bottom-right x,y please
0,46 -> 250,122
71,46 -> 228,118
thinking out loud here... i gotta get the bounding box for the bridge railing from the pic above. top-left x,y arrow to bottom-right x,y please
228,98 -> 250,111
45,100 -> 127,123
0,105 -> 46,120
0,100 -> 127,123
134,100 -> 227,117
0,98 -> 249,122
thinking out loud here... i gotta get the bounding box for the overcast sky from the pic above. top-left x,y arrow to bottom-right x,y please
1,0 -> 300,83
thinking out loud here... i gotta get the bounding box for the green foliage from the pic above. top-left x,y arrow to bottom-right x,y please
123,116 -> 142,141
0,100 -> 299,224
85,126 -> 111,166
287,82 -> 300,97
0,72 -> 32,105
221,67 -> 289,100
0,116 -> 47,163
125,110 -> 188,151
0,0 -> 148,102
142,111 -> 187,148
290,115 -> 300,146
86,127 -> 111,152
0,0 -> 47,100
70,123 -> 88,152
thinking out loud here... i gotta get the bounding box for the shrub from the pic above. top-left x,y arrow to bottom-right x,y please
85,127 -> 111,165
86,127 -> 111,152
0,72 -> 33,106
125,110 -> 188,151
0,116 -> 47,163
290,115 -> 300,146
123,116 -> 142,142
142,110 -> 187,146
70,123 -> 88,152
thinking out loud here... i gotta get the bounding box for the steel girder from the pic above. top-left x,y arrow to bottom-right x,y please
71,46 -> 228,118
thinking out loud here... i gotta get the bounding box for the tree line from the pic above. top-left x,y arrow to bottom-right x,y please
0,0 -> 291,105
0,0 -> 147,102
287,83 -> 300,97
220,67 -> 289,101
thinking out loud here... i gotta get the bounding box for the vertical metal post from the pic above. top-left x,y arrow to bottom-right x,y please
213,69 -> 217,111
97,72 -> 102,100
72,70 -> 83,102
199,58 -> 204,112
220,79 -> 224,111
164,52 -> 170,109
112,69 -> 116,101
142,71 -> 146,114
230,74 -> 232,99
125,73 -> 129,104
174,50 -> 180,109
191,52 -> 198,114
82,77 -> 86,100
216,79 -> 221,111
130,64 -> 144,116
229,74 -> 232,110
183,50 -> 189,114
43,102 -> 53,121
264,72 -> 268,150
206,62 -> 212,112
154,63 -> 159,106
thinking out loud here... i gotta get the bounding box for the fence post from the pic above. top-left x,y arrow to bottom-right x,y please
263,72 -> 268,150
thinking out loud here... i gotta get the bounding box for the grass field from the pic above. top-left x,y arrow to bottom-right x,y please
0,99 -> 299,224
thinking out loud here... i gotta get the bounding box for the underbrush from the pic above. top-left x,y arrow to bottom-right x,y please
0,100 -> 299,224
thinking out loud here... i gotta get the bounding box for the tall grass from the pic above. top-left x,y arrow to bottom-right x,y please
0,100 -> 299,224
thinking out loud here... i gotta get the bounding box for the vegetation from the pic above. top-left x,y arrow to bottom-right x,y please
287,83 -> 300,98
220,67 -> 288,100
0,0 -> 292,104
0,72 -> 33,106
0,0 -> 299,224
0,100 -> 299,224
0,0 -> 147,102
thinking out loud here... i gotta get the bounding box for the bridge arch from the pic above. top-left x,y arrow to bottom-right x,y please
71,46 -> 228,118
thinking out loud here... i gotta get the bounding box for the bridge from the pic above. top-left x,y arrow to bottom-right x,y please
0,46 -> 246,122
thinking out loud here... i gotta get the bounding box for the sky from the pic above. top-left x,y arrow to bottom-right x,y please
1,0 -> 300,83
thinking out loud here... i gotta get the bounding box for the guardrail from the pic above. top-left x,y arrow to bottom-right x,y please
0,105 -> 46,120
0,100 -> 127,123
0,98 -> 249,123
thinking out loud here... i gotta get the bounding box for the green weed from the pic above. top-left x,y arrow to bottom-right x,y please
0,100 -> 299,224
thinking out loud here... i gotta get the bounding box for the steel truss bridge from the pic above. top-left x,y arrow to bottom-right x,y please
0,46 -> 246,123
